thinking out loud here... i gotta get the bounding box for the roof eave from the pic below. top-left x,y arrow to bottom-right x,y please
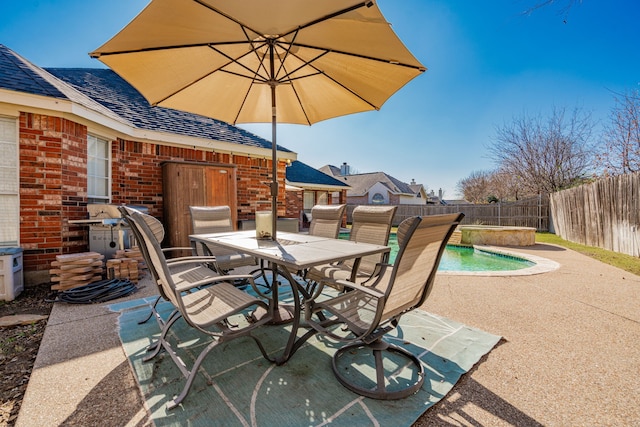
1,89 -> 297,160
286,181 -> 350,191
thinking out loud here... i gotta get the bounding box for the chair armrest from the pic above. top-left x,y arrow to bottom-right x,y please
162,246 -> 194,253
175,274 -> 256,292
359,263 -> 392,287
165,256 -> 217,266
333,280 -> 385,298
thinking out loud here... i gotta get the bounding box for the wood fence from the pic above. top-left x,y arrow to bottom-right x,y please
345,196 -> 550,230
550,172 -> 640,257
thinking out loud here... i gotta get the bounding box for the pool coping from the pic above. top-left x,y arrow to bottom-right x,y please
437,244 -> 560,276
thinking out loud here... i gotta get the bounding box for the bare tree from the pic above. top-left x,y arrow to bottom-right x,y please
523,0 -> 583,20
457,168 -> 530,203
599,89 -> 640,175
489,168 -> 528,201
488,107 -> 595,195
456,170 -> 493,203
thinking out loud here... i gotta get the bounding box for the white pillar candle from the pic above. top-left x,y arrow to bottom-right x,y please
255,210 -> 273,239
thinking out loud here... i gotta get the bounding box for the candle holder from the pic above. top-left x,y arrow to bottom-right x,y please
255,210 -> 273,240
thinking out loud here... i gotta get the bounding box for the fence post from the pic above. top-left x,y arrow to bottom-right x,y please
538,193 -> 542,231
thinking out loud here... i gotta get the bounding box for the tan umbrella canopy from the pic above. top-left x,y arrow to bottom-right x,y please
91,0 -> 425,239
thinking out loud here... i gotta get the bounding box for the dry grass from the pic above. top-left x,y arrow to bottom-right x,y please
536,232 -> 640,276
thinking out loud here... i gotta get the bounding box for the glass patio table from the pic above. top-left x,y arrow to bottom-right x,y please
189,230 -> 389,363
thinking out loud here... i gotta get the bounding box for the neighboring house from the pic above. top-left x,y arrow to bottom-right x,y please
320,162 -> 430,206
0,44 -> 298,283
285,160 -> 350,226
425,188 -> 449,205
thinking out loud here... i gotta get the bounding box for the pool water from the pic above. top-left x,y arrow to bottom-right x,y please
339,233 -> 535,272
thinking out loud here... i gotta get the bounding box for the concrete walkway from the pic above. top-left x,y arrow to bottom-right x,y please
16,243 -> 640,426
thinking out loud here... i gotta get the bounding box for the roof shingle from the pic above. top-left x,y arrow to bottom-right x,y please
0,44 -> 288,153
286,160 -> 349,188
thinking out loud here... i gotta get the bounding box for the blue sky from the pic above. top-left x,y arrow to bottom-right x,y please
2,1 -> 639,198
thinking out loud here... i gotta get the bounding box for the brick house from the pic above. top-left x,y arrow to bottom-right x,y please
285,160 -> 350,227
0,44 -> 301,285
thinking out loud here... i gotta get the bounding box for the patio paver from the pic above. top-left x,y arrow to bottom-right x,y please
15,243 -> 640,426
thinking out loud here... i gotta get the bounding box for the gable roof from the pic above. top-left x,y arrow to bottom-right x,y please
409,183 -> 424,194
1,45 -> 131,125
320,165 -> 415,197
0,44 -> 290,154
286,160 -> 349,189
0,45 -> 67,99
48,68 -> 285,150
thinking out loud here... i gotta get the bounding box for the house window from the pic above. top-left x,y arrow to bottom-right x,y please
304,190 -> 329,210
87,134 -> 111,204
371,193 -> 385,204
0,117 -> 19,245
303,192 -> 315,210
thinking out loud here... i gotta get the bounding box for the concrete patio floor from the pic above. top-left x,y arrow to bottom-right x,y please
16,243 -> 640,426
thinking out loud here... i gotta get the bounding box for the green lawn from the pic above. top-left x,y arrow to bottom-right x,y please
536,232 -> 640,276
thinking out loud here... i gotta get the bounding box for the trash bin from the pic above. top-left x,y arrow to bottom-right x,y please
0,247 -> 24,301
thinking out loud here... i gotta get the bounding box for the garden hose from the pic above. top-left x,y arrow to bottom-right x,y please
46,278 -> 137,304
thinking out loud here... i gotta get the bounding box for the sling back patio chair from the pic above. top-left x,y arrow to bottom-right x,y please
308,204 -> 346,238
304,213 -> 464,399
305,205 -> 397,295
282,203 -> 347,279
119,206 -> 212,325
189,205 -> 258,274
121,206 -> 252,360
128,210 -> 274,409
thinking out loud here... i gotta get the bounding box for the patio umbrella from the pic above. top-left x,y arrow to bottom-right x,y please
90,0 -> 425,239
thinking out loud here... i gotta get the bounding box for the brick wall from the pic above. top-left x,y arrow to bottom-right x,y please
111,140 -> 288,221
20,113 -> 88,278
286,188 -> 303,228
19,112 -> 286,281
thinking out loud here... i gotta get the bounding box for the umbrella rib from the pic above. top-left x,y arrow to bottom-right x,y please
208,43 -> 270,83
279,49 -> 380,111
147,44 -> 268,106
191,0 -> 265,43
242,26 -> 273,85
287,1 -> 375,34
232,76 -> 256,125
288,42 -> 426,72
286,82 -> 312,126
90,42 -> 223,57
273,28 -> 300,82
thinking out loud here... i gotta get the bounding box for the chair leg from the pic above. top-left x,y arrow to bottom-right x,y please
167,333 -> 274,409
331,339 -> 425,400
167,338 -> 220,410
144,310 -> 182,362
138,295 -> 162,324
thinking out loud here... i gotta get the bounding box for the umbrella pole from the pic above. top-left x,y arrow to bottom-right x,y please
271,83 -> 278,241
269,40 -> 278,241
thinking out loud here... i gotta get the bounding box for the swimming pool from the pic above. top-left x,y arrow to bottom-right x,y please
338,232 -> 536,273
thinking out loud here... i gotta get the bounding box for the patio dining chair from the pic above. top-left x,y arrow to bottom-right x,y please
304,213 -> 464,399
128,210 -> 274,409
119,206 -> 210,325
189,205 -> 258,274
283,203 -> 347,280
305,205 -> 397,294
308,204 -> 346,238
